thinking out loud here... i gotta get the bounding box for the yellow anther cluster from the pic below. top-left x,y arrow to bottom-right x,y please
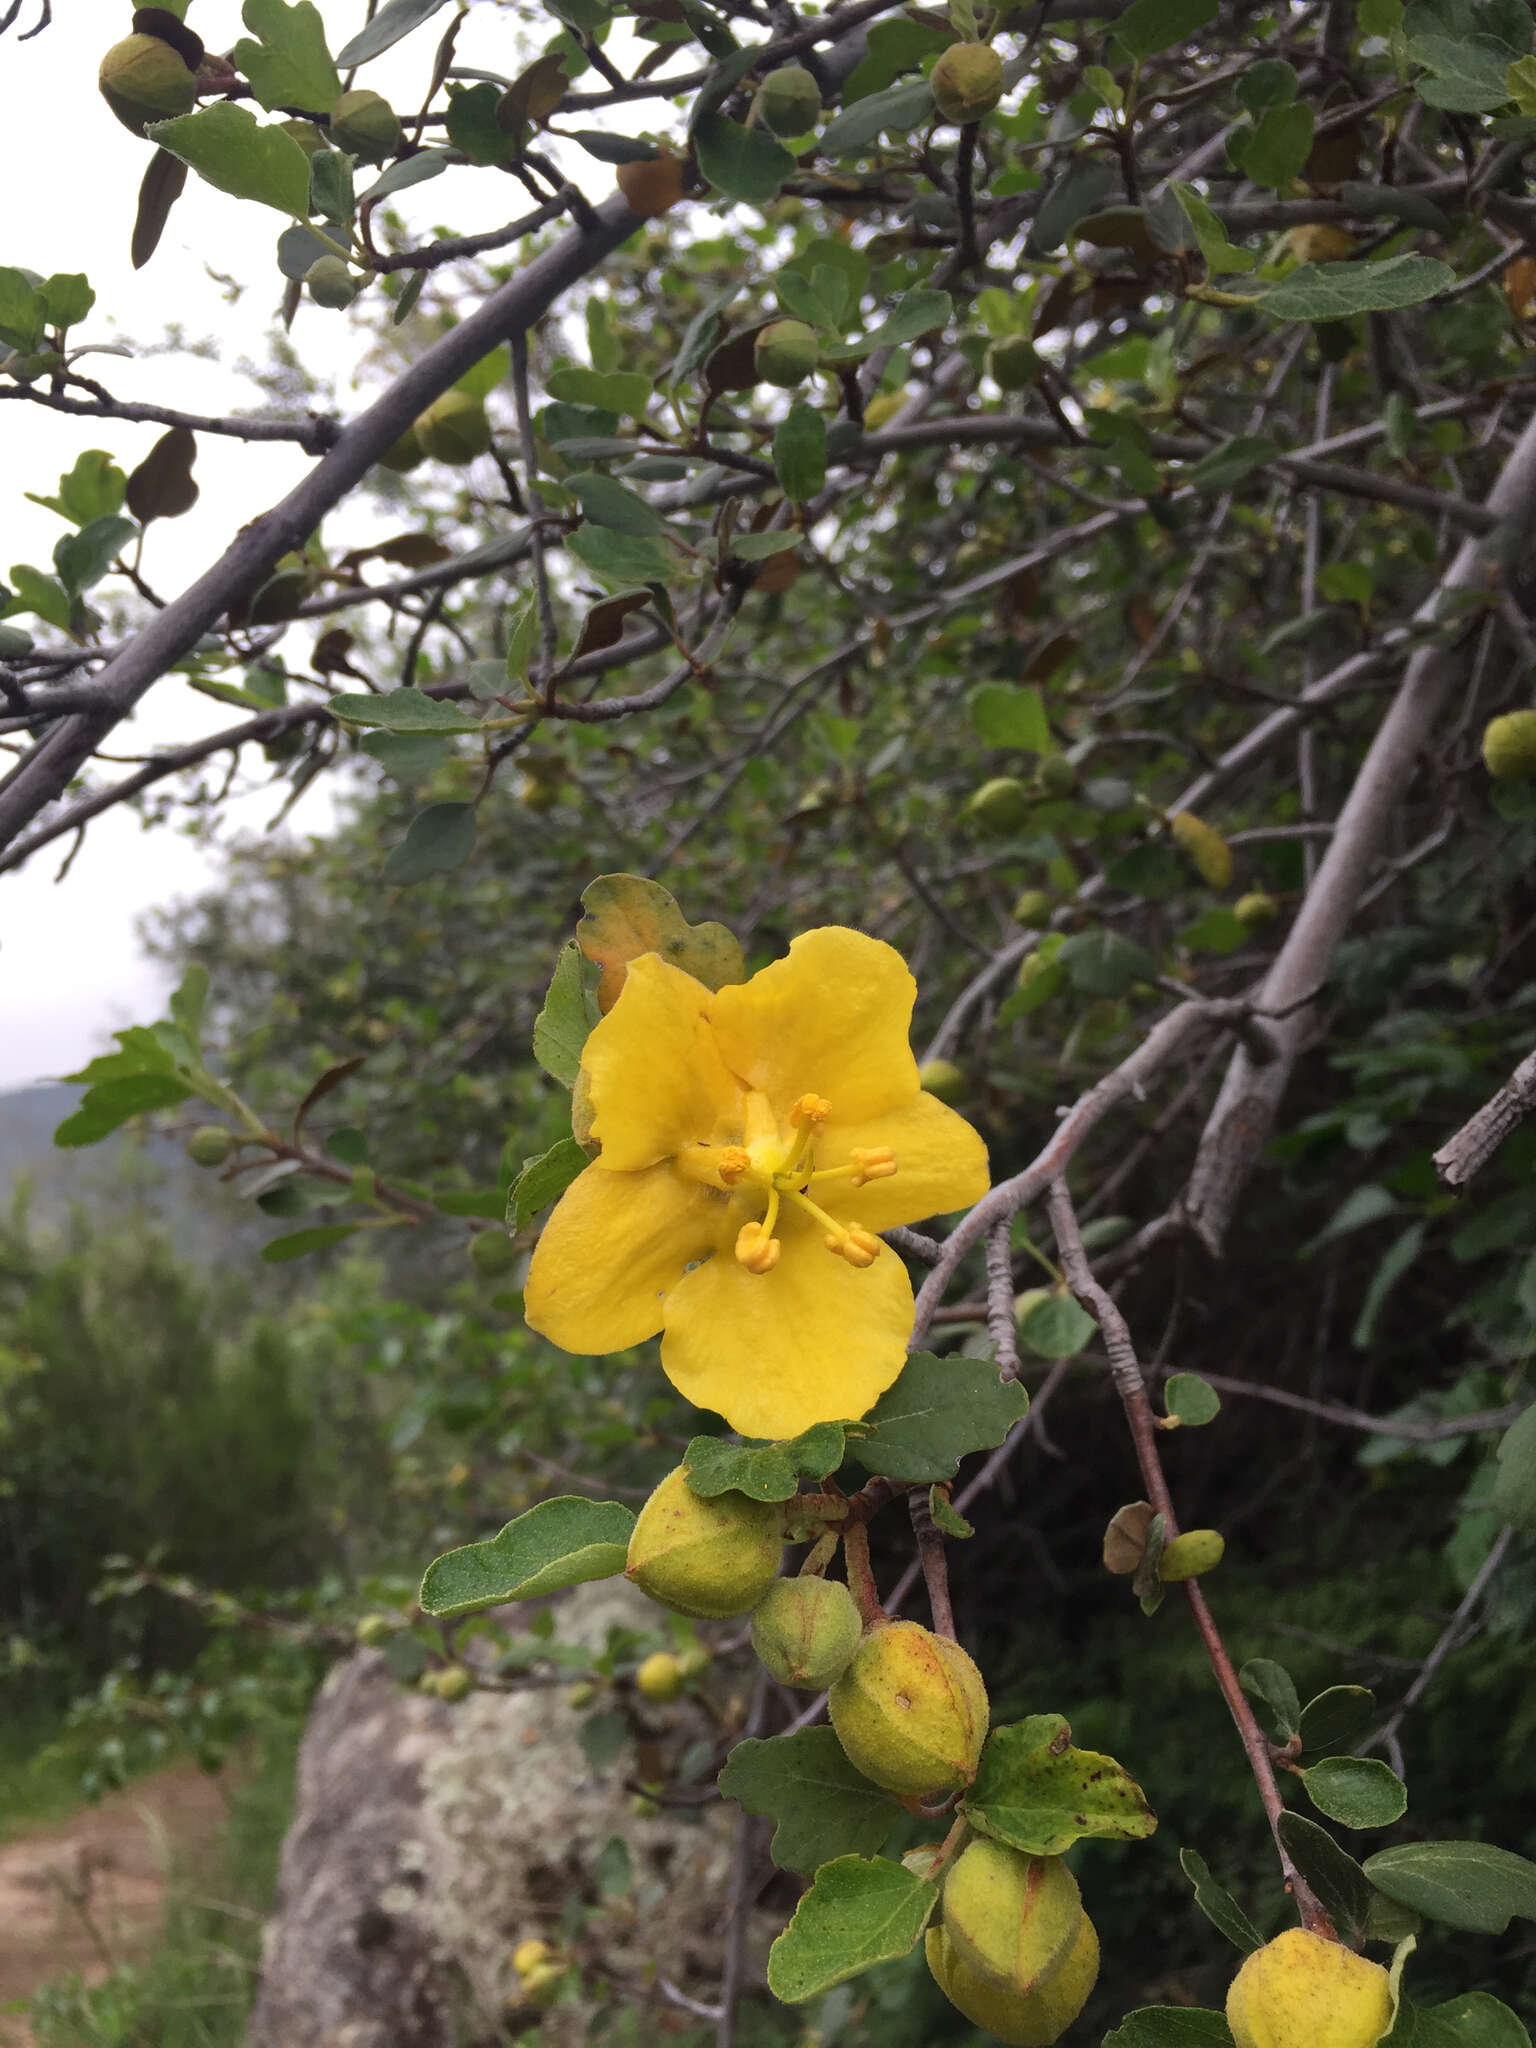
849,1146 -> 897,1186
791,1092 -> 832,1126
828,1224 -> 881,1268
735,1220 -> 782,1274
717,1145 -> 750,1187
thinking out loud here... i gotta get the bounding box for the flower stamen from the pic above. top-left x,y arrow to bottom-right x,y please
827,1224 -> 882,1268
735,1219 -> 781,1274
809,1147 -> 898,1190
790,1093 -> 832,1127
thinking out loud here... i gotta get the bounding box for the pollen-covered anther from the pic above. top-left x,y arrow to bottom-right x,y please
849,1146 -> 897,1187
717,1145 -> 750,1188
827,1225 -> 882,1268
791,1093 -> 832,1126
736,1220 -> 782,1274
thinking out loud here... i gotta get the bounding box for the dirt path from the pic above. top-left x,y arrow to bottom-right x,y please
0,1762 -> 232,2043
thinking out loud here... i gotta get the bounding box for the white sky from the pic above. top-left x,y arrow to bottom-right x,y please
0,0 -> 636,1091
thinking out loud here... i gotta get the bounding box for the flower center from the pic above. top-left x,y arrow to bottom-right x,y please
675,1089 -> 900,1278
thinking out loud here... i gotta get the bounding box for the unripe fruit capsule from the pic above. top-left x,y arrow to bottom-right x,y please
99,34 -> 197,136
306,256 -> 358,310
433,1664 -> 473,1702
918,1058 -> 965,1104
754,64 -> 822,135
941,1838 -> 1083,1994
931,43 -> 1006,124
754,319 -> 820,388
751,1576 -> 863,1690
329,89 -> 401,163
635,1650 -> 686,1703
185,1126 -> 233,1168
626,1467 -> 784,1619
1482,709 -> 1536,781
926,1913 -> 1099,2046
828,1619 -> 988,1797
417,390 -> 492,466
967,776 -> 1031,835
1225,1927 -> 1393,2048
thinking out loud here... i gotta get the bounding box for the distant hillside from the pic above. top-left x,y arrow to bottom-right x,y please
0,1082 -> 266,1264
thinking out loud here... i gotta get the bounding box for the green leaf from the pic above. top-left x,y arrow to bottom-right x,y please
566,471 -> 666,536
0,266 -> 44,350
1164,1373 -> 1221,1426
568,128 -> 663,163
26,451 -> 126,529
1027,160 -> 1120,257
774,402 -> 827,502
328,687 -> 481,734
382,803 -> 477,884
361,730 -> 451,781
1237,58 -> 1299,111
693,110 -> 796,202
962,1714 -> 1157,1855
1276,1813 -> 1375,1946
147,103 -> 313,217
509,1137 -> 588,1230
260,1223 -> 359,1263
1186,436 -> 1278,491
1104,2015 -> 1234,2047
170,963 -> 208,1049
533,939 -> 602,1087
4,565 -> 72,632
1302,1755 -> 1408,1829
1239,1658 -> 1301,1740
684,1425 -> 847,1502
848,288 -> 952,353
731,530 -> 803,562
1017,1289 -> 1098,1359
445,81 -> 515,166
420,1498 -> 637,1617
842,17 -> 953,100
454,345 -> 511,400
567,523 -> 675,589
1362,1841 -> 1536,1933
1414,1994 -> 1532,2046
546,366 -> 653,417
1113,0 -> 1218,57
969,682 -> 1050,751
1181,909 -> 1248,956
337,0 -> 452,65
719,1731 -> 899,1875
234,0 -> 342,113
1492,1402 -> 1536,1535
576,872 -> 745,1012
1410,31 -> 1514,109
127,427 -> 200,525
53,516 -> 136,599
1237,102 -> 1315,189
818,78 -> 933,156
37,273 -> 94,330
1057,927 -> 1157,997
853,1352 -> 1029,1483
54,1074 -> 193,1147
1178,1847 -> 1263,1953
1267,254 -> 1455,321
1174,184 -> 1256,275
1354,1223 -> 1426,1348
766,1856 -> 938,2002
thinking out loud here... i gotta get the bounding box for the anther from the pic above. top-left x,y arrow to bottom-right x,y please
825,1225 -> 881,1269
735,1220 -> 782,1274
849,1146 -> 897,1187
790,1093 -> 832,1127
718,1145 -> 750,1188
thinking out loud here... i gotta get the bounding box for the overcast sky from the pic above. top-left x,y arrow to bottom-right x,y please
1,1 -> 630,1092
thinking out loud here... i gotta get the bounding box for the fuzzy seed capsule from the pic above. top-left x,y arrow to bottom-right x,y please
941,1838 -> 1083,1994
1226,1927 -> 1393,2048
625,1467 -> 784,1619
827,1619 -> 988,1797
931,43 -> 1005,124
751,1576 -> 863,1689
925,1913 -> 1099,2046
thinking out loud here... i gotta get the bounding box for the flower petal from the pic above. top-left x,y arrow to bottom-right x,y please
706,927 -> 920,1123
525,1159 -> 728,1354
816,1091 -> 991,1234
660,1204 -> 914,1437
583,953 -> 742,1171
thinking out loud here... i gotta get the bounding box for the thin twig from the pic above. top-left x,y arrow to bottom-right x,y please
1432,1046 -> 1536,1188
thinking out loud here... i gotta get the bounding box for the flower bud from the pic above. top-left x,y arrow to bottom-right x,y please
185,1126 -> 233,1168
1157,1529 -> 1225,1581
827,1619 -> 988,1797
306,256 -> 358,310
926,1913 -> 1099,2046
616,152 -> 685,218
754,64 -> 823,135
966,776 -> 1031,834
99,34 -> 197,136
1170,808 -> 1233,889
417,390 -> 493,466
931,43 -> 1005,124
635,1650 -> 686,1702
941,1839 -> 1082,1994
625,1467 -> 784,1619
329,89 -> 401,164
754,318 -> 820,388
918,1058 -> 966,1104
1226,1927 -> 1393,2048
1482,709 -> 1536,781
751,1576 -> 863,1689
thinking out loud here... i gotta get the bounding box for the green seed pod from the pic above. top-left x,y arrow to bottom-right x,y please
676,1644 -> 710,1679
1012,888 -> 1050,925
926,1914 -> 1099,2047
185,1126 -> 233,1169
565,1680 -> 597,1709
966,776 -> 1031,835
329,88 -> 401,164
828,1619 -> 989,1797
99,34 -> 197,136
918,1058 -> 966,1104
931,43 -> 1006,124
751,1577 -> 863,1689
1482,709 -> 1536,781
377,424 -> 425,474
989,335 -> 1042,390
754,318 -> 820,388
417,389 -> 492,466
626,1467 -> 784,1620
635,1650 -> 686,1703
1170,808 -> 1234,890
941,1838 -> 1083,1995
1157,1528 -> 1226,1581
1037,753 -> 1077,797
1234,890 -> 1278,927
433,1664 -> 473,1702
306,256 -> 358,310
469,1229 -> 518,1278
354,1613 -> 395,1647
1226,1927 -> 1393,2048
520,1960 -> 566,2004
754,64 -> 823,135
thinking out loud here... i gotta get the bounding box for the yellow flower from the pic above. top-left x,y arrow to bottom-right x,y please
524,927 -> 989,1438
